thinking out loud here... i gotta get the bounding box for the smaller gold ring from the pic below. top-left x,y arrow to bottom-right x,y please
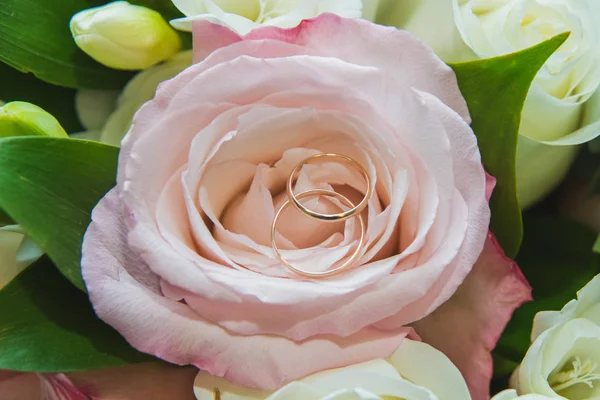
286,153 -> 372,222
271,189 -> 365,278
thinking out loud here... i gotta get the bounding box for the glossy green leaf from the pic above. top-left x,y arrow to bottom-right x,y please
494,215 -> 600,366
0,257 -> 154,371
0,63 -> 83,133
0,137 -> 119,290
0,0 -> 133,89
594,234 -> 600,254
450,33 -> 569,258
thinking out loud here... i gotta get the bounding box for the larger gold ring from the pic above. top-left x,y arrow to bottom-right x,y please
271,189 -> 365,278
286,153 -> 372,222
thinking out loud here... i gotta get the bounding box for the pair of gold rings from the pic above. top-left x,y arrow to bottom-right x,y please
270,153 -> 372,278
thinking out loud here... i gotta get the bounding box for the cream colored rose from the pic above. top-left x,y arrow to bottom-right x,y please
193,339 -> 471,400
511,275 -> 600,398
377,0 -> 600,208
513,318 -> 600,398
170,0 -> 367,33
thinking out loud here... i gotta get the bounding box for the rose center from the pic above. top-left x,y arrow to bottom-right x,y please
549,356 -> 600,396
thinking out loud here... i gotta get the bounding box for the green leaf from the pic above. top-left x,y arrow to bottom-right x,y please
594,234 -> 600,254
0,137 -> 119,290
450,32 -> 569,258
0,0 -> 133,89
494,215 -> 600,365
0,257 -> 154,371
0,63 -> 83,133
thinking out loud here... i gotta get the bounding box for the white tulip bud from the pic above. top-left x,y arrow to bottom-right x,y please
70,1 -> 181,70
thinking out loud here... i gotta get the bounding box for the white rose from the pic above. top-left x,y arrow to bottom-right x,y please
513,318 -> 600,399
532,274 -> 600,340
170,0 -> 367,34
377,0 -> 600,208
510,275 -> 600,398
492,389 -> 556,399
193,339 -> 471,400
0,225 -> 42,288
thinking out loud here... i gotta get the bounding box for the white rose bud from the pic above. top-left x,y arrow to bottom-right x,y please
377,0 -> 600,208
170,0 -> 365,34
70,1 -> 181,70
0,101 -> 68,138
193,339 -> 472,400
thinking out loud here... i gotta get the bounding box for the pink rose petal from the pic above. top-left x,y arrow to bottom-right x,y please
83,190 -> 410,389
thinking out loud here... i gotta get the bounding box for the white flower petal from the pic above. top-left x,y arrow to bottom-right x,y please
532,275 -> 600,340
378,0 -> 477,63
388,339 -> 472,400
515,135 -> 579,209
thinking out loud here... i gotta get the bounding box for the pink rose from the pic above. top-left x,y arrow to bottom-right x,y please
81,13 -> 525,395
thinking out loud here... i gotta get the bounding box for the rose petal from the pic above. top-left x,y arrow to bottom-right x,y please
238,14 -> 470,121
412,233 -> 532,400
82,191 -> 410,390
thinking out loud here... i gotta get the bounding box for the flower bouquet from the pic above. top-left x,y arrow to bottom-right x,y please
0,1 -> 599,399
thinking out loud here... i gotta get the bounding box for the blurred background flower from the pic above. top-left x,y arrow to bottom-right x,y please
169,0 -> 376,34
376,0 -> 600,208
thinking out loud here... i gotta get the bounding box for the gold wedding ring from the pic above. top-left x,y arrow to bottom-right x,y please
271,189 -> 366,278
286,153 -> 372,222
